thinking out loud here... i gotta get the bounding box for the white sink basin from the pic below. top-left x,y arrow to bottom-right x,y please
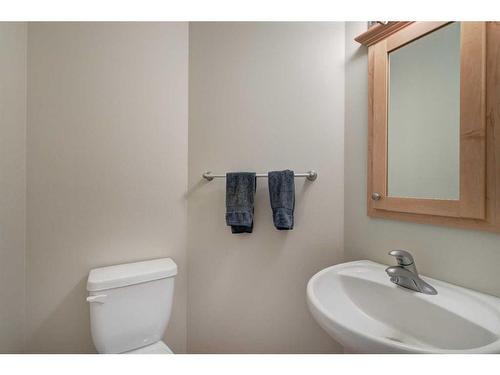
307,260 -> 500,353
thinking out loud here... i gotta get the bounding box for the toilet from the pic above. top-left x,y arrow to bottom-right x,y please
86,257 -> 177,354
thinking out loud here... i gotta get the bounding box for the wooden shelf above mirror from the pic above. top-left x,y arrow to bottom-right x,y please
355,22 -> 414,46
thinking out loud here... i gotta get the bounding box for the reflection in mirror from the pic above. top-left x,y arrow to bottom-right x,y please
388,22 -> 461,200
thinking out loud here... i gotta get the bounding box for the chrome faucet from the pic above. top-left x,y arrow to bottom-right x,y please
385,250 -> 437,295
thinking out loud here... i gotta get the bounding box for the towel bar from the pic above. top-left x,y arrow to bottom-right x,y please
202,170 -> 317,182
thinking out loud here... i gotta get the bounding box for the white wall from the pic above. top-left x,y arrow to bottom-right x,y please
345,22 -> 500,298
26,22 -> 188,353
0,22 -> 27,353
187,22 -> 345,353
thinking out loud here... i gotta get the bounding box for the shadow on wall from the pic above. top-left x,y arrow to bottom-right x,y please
26,277 -> 95,353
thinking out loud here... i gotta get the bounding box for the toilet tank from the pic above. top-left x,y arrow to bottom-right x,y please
86,258 -> 177,353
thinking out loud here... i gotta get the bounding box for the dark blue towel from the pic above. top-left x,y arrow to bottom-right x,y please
268,170 -> 295,230
225,172 -> 256,234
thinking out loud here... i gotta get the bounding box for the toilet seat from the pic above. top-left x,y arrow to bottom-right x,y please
124,341 -> 173,354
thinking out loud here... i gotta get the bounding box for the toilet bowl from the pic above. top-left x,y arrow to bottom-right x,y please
86,258 -> 177,354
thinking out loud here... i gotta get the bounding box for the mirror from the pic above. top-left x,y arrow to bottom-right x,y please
387,22 -> 461,200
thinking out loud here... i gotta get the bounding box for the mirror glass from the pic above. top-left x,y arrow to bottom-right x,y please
387,22 -> 461,200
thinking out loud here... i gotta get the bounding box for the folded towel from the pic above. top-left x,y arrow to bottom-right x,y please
268,170 -> 295,230
225,172 -> 257,234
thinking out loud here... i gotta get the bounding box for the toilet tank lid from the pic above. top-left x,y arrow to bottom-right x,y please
87,258 -> 177,292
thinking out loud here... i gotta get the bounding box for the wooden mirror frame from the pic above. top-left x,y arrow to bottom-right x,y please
357,22 -> 500,233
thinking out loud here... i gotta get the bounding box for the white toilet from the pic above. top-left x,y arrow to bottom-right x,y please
86,257 -> 177,354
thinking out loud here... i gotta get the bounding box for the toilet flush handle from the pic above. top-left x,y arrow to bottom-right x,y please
86,294 -> 107,304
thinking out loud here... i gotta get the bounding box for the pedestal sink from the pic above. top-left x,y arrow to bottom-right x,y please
307,260 -> 500,353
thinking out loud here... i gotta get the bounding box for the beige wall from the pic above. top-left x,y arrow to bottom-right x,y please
187,22 -> 344,353
344,22 -> 500,298
26,22 -> 188,353
0,22 -> 27,353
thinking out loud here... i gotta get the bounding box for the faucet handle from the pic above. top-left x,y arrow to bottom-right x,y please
388,250 -> 414,266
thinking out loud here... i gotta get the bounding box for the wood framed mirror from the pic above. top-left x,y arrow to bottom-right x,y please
356,22 -> 500,233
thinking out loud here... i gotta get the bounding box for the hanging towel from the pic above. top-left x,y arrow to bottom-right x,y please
268,170 -> 295,230
225,172 -> 257,234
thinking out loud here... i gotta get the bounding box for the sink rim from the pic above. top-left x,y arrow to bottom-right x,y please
307,260 -> 500,354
